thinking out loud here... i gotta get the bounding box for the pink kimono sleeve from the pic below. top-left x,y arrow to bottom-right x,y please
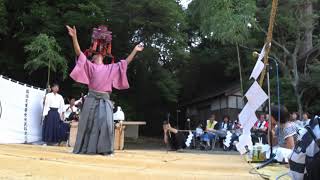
111,60 -> 129,90
70,52 -> 91,85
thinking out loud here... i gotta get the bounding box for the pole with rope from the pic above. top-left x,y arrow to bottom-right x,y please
40,59 -> 52,125
259,0 -> 279,86
258,0 -> 279,160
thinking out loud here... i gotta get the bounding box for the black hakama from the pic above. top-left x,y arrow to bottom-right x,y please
42,108 -> 69,143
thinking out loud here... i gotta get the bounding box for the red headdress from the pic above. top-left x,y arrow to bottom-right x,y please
84,25 -> 114,63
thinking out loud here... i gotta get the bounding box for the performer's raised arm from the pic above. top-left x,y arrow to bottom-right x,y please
126,44 -> 144,64
66,25 -> 81,56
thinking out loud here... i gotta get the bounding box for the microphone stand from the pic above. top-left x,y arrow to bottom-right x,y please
267,57 -> 281,158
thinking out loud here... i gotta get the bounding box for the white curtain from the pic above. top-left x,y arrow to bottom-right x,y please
0,75 -> 45,143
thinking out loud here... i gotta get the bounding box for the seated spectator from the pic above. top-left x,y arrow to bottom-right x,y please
296,112 -> 311,128
163,121 -> 186,151
226,118 -> 242,151
210,116 -> 233,148
192,123 -> 209,150
251,114 -> 268,144
64,97 -> 79,122
194,124 -> 204,138
290,112 -> 299,123
202,114 -> 217,148
253,114 -> 268,132
269,105 -> 299,149
232,119 -> 242,135
289,115 -> 320,179
74,93 -> 86,111
214,115 -> 233,137
206,114 -> 217,131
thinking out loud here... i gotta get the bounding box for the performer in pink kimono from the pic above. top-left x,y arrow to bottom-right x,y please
66,25 -> 143,155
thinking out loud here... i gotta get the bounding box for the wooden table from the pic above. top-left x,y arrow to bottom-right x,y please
114,121 -> 146,150
122,121 -> 146,140
69,121 -> 146,150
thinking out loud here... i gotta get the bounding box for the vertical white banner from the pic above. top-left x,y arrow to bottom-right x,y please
0,76 -> 45,143
27,86 -> 45,143
236,45 -> 270,154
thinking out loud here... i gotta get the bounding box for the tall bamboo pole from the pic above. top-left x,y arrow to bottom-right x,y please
236,43 -> 244,99
259,0 -> 279,86
47,59 -> 51,87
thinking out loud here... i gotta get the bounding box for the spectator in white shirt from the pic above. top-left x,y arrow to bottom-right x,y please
296,112 -> 311,128
42,83 -> 69,145
64,97 -> 78,121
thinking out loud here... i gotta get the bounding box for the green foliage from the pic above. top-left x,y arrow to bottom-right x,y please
256,0 -> 320,113
0,0 -> 7,35
308,63 -> 320,88
104,1 -> 188,127
155,68 -> 181,103
0,0 -> 189,135
24,33 -> 67,79
188,0 -> 256,44
300,63 -> 320,113
270,77 -> 297,111
1,0 -> 320,135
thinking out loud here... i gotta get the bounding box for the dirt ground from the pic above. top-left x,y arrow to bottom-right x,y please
0,143 -> 262,180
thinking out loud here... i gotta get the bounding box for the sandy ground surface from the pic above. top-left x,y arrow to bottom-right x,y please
0,143 -> 262,180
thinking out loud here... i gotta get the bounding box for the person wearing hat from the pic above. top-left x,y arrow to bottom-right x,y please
66,25 -> 143,155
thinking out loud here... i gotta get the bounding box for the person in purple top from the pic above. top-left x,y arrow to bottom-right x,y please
66,25 -> 144,155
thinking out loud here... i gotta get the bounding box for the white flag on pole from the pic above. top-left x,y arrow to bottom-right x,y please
242,114 -> 258,138
236,134 -> 253,154
249,44 -> 266,80
239,104 -> 255,125
236,43 -> 271,155
245,81 -> 269,111
250,60 -> 265,80
257,44 -> 267,62
236,113 -> 258,154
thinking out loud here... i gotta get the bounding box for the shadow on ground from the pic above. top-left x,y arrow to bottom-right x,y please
125,136 -> 239,155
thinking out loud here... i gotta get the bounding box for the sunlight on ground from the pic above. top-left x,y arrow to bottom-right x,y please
0,144 -> 261,180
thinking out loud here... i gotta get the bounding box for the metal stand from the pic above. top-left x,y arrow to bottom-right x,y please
258,58 -> 280,169
266,63 -> 273,156
267,57 -> 281,159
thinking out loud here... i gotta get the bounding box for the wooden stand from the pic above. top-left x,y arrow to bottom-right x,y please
69,121 -> 79,147
114,123 -> 125,150
68,121 -> 126,150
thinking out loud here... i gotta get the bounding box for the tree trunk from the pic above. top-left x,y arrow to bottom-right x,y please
236,43 -> 244,99
47,59 -> 51,88
299,0 -> 313,56
293,83 -> 303,117
291,53 -> 303,116
293,0 -> 313,115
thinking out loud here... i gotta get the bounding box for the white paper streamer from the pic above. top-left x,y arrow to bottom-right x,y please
250,44 -> 266,80
245,81 -> 268,111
